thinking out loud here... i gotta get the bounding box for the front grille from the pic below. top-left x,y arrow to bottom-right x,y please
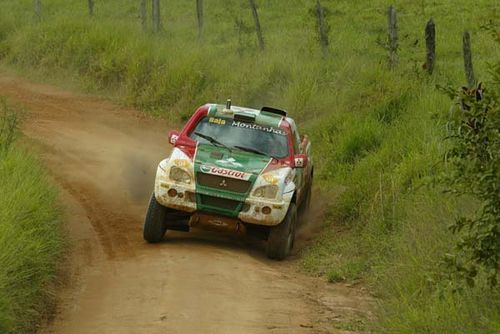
200,195 -> 240,211
197,173 -> 252,193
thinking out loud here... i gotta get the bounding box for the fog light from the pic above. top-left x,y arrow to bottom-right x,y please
168,189 -> 178,197
262,206 -> 272,215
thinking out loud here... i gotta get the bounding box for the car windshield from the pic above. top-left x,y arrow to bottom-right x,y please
190,116 -> 289,159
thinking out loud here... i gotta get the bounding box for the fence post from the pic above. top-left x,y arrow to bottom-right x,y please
34,0 -> 42,20
425,18 -> 435,74
316,0 -> 329,56
152,0 -> 161,33
387,5 -> 398,68
140,0 -> 147,31
248,0 -> 265,51
463,31 -> 475,88
88,0 -> 94,17
196,0 -> 204,42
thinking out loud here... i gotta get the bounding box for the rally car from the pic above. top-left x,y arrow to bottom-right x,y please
144,100 -> 313,260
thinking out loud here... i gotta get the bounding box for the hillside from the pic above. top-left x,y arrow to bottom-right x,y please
0,0 -> 498,332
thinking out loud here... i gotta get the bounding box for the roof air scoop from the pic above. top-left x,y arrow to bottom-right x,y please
261,106 -> 287,117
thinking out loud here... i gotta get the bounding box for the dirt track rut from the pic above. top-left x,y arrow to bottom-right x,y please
0,73 -> 372,334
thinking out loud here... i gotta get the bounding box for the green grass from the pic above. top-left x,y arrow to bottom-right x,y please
0,99 -> 63,333
0,0 -> 498,332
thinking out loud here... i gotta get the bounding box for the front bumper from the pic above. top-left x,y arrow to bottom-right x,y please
238,193 -> 293,226
154,160 -> 293,227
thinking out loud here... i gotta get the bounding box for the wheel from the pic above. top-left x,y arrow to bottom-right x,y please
143,193 -> 168,243
266,203 -> 297,260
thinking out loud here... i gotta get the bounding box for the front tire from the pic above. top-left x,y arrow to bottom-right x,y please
266,203 -> 297,260
143,193 -> 168,243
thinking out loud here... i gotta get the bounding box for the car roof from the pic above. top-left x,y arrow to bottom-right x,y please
205,103 -> 291,129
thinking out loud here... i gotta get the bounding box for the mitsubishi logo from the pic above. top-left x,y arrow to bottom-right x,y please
219,179 -> 228,187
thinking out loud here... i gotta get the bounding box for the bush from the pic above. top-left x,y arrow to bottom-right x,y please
440,78 -> 499,287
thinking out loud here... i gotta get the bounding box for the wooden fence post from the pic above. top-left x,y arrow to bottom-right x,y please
387,5 -> 398,68
152,0 -> 161,33
463,31 -> 475,88
425,18 -> 435,74
196,0 -> 204,42
34,0 -> 42,20
88,0 -> 94,17
140,0 -> 147,31
248,0 -> 265,51
316,0 -> 329,56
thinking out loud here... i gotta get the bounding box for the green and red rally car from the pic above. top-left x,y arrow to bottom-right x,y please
144,101 -> 313,260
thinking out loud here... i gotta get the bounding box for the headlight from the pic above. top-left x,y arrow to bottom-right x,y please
169,166 -> 192,184
252,185 -> 279,199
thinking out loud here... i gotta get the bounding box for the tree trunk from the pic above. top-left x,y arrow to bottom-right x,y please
463,31 -> 475,88
248,0 -> 264,51
387,6 -> 398,68
140,0 -> 147,31
152,0 -> 161,33
316,0 -> 329,56
88,0 -> 94,16
34,0 -> 42,20
196,0 -> 204,42
425,18 -> 435,74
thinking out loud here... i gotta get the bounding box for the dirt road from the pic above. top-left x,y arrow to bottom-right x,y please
0,73 -> 371,334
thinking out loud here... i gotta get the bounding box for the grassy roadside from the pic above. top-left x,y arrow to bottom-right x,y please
0,99 -> 63,333
0,0 -> 498,332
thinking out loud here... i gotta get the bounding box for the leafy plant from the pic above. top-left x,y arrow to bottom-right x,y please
440,77 -> 499,287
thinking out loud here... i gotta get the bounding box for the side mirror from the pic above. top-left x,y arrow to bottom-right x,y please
294,154 -> 308,168
168,130 -> 180,145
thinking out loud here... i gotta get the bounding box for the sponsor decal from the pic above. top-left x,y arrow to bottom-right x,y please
173,159 -> 191,168
231,121 -> 286,136
170,134 -> 179,145
262,174 -> 279,185
208,117 -> 226,125
200,165 -> 251,180
216,157 -> 243,168
294,157 -> 305,167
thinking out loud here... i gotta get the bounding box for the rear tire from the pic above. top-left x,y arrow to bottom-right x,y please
266,203 -> 297,260
143,193 -> 168,243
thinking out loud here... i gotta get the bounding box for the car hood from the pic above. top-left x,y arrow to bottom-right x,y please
194,143 -> 271,181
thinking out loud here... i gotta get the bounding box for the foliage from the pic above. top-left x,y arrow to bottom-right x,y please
0,98 -> 18,156
0,101 -> 63,333
440,79 -> 499,288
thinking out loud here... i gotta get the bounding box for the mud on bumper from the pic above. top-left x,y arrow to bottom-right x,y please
155,184 -> 291,228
